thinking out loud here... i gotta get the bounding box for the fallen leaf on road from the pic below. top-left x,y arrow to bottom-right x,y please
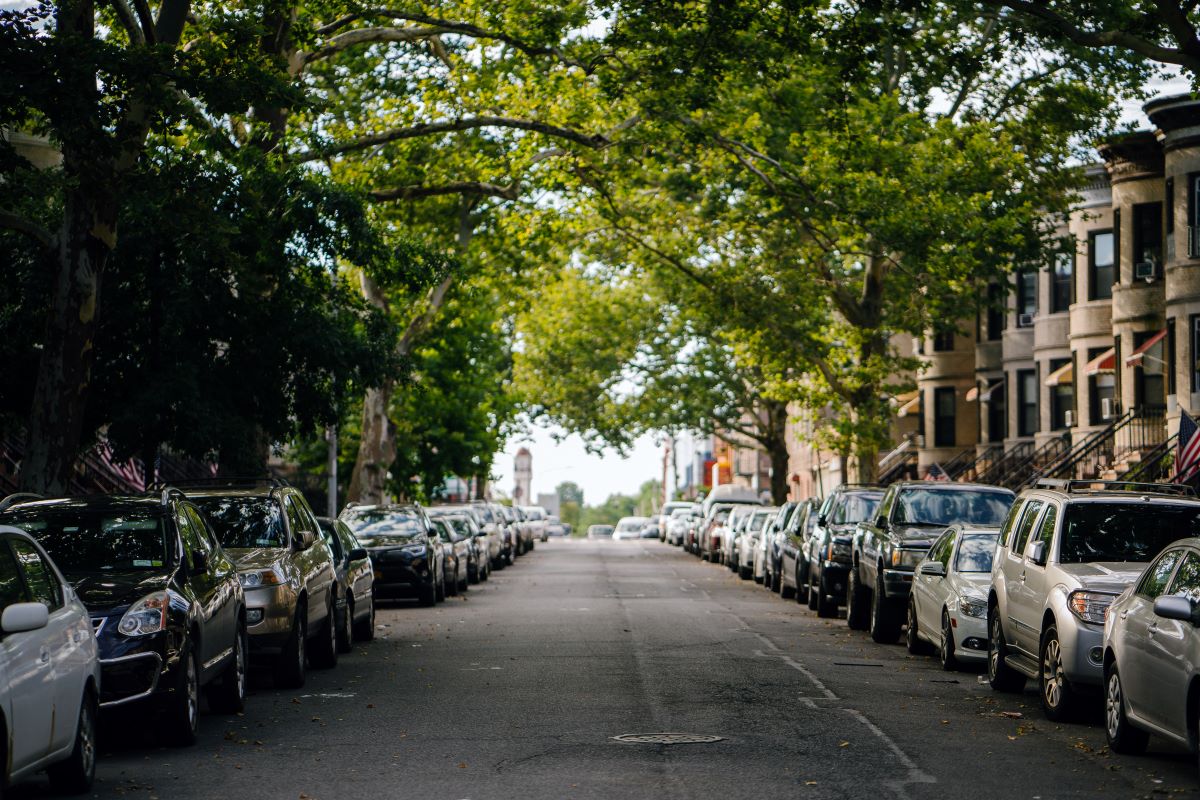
458,762 -> 467,769
838,741 -> 849,748
999,711 -> 1023,719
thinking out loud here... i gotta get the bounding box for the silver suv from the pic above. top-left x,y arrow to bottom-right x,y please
986,480 -> 1200,721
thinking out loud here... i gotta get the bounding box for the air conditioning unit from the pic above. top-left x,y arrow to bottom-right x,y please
1101,397 -> 1114,419
1064,410 -> 1074,427
1134,261 -> 1161,282
1018,313 -> 1034,327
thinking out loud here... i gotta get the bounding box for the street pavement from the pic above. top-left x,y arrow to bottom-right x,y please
18,538 -> 1200,799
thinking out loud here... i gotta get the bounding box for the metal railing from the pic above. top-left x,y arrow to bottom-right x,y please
1120,433 -> 1178,484
952,444 -> 1004,482
997,435 -> 1071,489
939,448 -> 979,481
1020,408 -> 1166,487
977,441 -> 1033,486
877,435 -> 915,475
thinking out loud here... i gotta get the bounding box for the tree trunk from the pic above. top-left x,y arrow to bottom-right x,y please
21,189 -> 114,494
856,444 -> 880,484
764,400 -> 791,504
346,382 -> 395,504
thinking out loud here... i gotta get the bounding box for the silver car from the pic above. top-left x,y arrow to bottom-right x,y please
909,526 -> 998,670
987,483 -> 1200,721
1104,536 -> 1200,764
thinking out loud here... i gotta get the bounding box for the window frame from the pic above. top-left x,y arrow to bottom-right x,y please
1016,270 -> 1037,325
933,386 -> 957,448
1050,251 -> 1073,313
1089,229 -> 1115,301
1017,368 -> 1039,437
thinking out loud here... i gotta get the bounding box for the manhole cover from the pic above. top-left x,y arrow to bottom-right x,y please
611,733 -> 724,745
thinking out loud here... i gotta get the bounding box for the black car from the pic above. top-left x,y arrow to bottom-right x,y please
316,517 -> 375,652
848,481 -> 1014,643
801,487 -> 883,617
340,504 -> 445,606
0,490 -> 247,745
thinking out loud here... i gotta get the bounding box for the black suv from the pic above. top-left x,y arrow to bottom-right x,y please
849,481 -> 1014,643
0,490 -> 247,745
340,504 -> 445,606
800,486 -> 883,617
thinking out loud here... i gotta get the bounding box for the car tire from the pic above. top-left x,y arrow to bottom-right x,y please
47,688 -> 96,794
209,622 -> 247,714
353,594 -> 376,642
165,642 -> 200,746
906,599 -> 930,655
846,564 -> 870,630
336,599 -> 354,654
869,575 -> 903,644
738,564 -> 751,580
770,569 -> 782,593
987,609 -> 1025,693
780,568 -> 796,600
939,611 -> 958,671
807,569 -> 820,611
419,579 -> 437,607
816,576 -> 839,618
1105,662 -> 1149,754
275,608 -> 307,689
310,598 -> 339,669
1040,624 -> 1076,721
445,569 -> 457,597
435,570 -> 447,602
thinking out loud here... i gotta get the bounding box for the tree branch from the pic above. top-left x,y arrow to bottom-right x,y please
130,0 -> 156,44
301,25 -> 446,65
106,0 -> 145,45
0,210 -> 53,248
370,181 -> 520,201
293,116 -> 609,162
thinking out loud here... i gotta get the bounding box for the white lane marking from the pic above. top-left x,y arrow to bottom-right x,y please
844,708 -> 937,798
752,649 -> 839,700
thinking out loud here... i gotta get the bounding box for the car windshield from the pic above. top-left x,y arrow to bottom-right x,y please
3,506 -> 169,572
617,519 -> 645,532
1059,502 -> 1200,564
748,512 -> 772,530
893,489 -> 1013,527
446,517 -> 476,537
473,505 -> 495,523
955,533 -> 999,573
831,494 -> 882,525
193,496 -> 284,549
342,509 -> 425,544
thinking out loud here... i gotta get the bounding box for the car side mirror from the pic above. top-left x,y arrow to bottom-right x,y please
295,530 -> 316,551
818,515 -> 827,527
918,561 -> 945,577
875,514 -> 888,529
191,549 -> 209,573
1027,540 -> 1047,566
1154,595 -> 1199,625
1,602 -> 48,634
349,547 -> 368,562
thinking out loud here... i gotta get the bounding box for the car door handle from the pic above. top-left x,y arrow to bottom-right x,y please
1148,623 -> 1159,636
1119,610 -> 1129,620
1018,571 -> 1026,582
39,647 -> 50,664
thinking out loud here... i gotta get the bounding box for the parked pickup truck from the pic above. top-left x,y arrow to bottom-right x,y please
849,481 -> 1014,644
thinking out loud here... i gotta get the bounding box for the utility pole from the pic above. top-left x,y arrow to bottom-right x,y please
326,426 -> 338,516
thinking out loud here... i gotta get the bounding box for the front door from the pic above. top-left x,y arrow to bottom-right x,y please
0,538 -> 54,771
1016,504 -> 1058,658
1002,500 -> 1043,655
1142,550 -> 1200,733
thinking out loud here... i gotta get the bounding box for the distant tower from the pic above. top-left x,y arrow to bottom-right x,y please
514,448 -> 532,505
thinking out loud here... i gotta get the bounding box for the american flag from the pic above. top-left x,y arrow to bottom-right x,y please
1176,410 -> 1200,484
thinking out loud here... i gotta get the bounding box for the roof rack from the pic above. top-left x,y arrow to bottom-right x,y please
1033,478 -> 1196,496
0,492 -> 44,512
147,476 -> 288,492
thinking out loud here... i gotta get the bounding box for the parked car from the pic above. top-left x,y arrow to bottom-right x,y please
850,481 -> 1014,644
658,501 -> 696,541
0,524 -> 100,794
511,505 -> 536,555
665,508 -> 694,547
987,481 -> 1200,721
908,525 -> 999,670
698,504 -> 739,562
544,517 -> 567,537
762,501 -> 800,591
1,491 -> 248,743
722,506 -> 761,569
796,487 -> 882,616
1104,536 -> 1200,764
520,505 -> 549,541
190,481 -> 337,689
341,504 -> 446,606
640,516 -> 661,539
587,524 -> 614,539
316,517 -> 375,650
614,517 -> 649,540
433,504 -> 500,570
432,517 -> 471,594
736,508 -> 777,579
429,509 -> 489,583
469,502 -> 511,568
700,484 -> 763,517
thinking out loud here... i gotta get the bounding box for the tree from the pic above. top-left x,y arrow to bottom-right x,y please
556,481 -> 584,507
635,479 -> 662,516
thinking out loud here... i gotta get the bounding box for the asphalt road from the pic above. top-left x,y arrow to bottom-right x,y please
17,538 -> 1200,799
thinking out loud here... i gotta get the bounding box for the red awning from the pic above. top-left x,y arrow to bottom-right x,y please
1084,347 -> 1115,376
1125,328 -> 1168,367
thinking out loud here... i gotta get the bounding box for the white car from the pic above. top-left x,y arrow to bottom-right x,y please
613,517 -> 648,540
0,525 -> 100,794
907,525 -> 999,670
735,508 -> 777,579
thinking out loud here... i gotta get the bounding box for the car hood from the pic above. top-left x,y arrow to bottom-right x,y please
893,525 -> 940,548
828,523 -> 859,535
70,571 -> 172,611
951,572 -> 991,598
227,547 -> 287,572
1056,562 -> 1146,593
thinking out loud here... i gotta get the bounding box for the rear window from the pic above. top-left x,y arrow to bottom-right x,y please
1059,502 -> 1200,564
893,489 -> 1013,527
3,507 -> 170,572
193,496 -> 284,549
831,494 -> 882,525
342,509 -> 426,545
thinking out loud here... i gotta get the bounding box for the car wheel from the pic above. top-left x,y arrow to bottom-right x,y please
780,566 -> 796,600
353,594 -> 376,642
1040,624 -> 1076,721
869,575 -> 902,644
209,621 -> 247,714
806,568 -> 820,611
419,578 -> 437,606
770,569 -> 782,593
738,563 -> 751,580
275,608 -> 307,689
1105,662 -> 1149,754
906,599 -> 929,655
987,609 -> 1025,693
165,642 -> 200,746
47,688 -> 96,793
336,599 -> 354,654
435,570 -> 447,602
310,597 -> 339,669
846,564 -> 870,630
939,610 -> 958,671
816,575 -> 839,618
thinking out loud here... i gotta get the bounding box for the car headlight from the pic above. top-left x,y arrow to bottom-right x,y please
239,569 -> 283,588
958,597 -> 987,619
827,542 -> 852,561
890,549 -> 925,568
1068,590 -> 1117,624
118,591 -> 169,636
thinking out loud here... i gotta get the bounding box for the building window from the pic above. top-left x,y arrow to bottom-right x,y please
1051,251 -> 1073,313
985,282 -> 1005,341
1016,271 -> 1036,326
934,387 -> 956,447
987,378 -> 1007,443
1133,330 -> 1166,413
1089,230 -> 1114,300
1190,174 -> 1200,257
1017,369 -> 1038,436
1049,358 -> 1073,430
1166,178 -> 1175,262
1088,346 -> 1116,425
933,329 -> 955,352
1133,202 -> 1163,275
